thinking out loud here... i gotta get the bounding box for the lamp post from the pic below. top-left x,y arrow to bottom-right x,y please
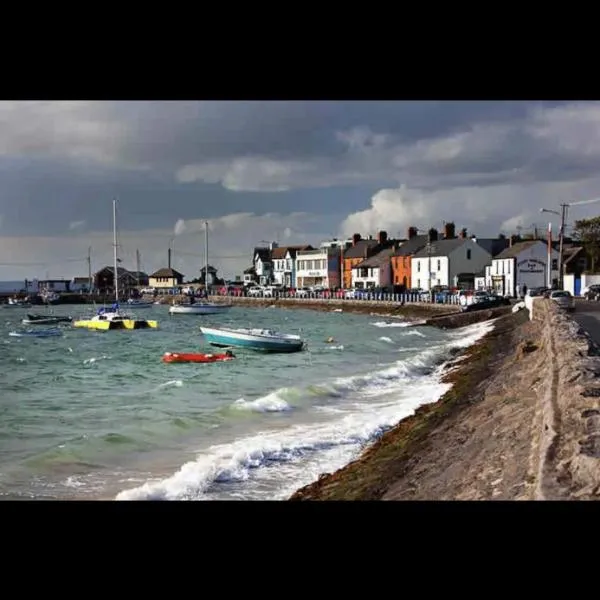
540,196 -> 600,291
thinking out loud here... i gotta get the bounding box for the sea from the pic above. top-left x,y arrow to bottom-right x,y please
0,302 -> 494,500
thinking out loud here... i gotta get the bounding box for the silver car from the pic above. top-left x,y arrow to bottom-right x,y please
549,290 -> 575,312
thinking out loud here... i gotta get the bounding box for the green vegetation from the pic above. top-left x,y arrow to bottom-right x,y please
572,216 -> 600,272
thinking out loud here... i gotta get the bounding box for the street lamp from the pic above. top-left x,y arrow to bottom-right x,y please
540,196 -> 600,290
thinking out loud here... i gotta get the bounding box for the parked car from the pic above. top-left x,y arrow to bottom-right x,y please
549,290 -> 575,312
584,284 -> 600,301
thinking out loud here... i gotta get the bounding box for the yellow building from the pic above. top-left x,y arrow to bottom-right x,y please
149,267 -> 185,289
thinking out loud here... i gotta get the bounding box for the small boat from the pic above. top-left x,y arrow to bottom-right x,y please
40,291 -> 61,304
162,350 -> 235,363
73,305 -> 158,331
169,220 -> 233,317
73,199 -> 159,332
3,297 -> 32,308
169,302 -> 232,315
126,298 -> 154,309
22,313 -> 72,326
200,325 -> 305,353
9,328 -> 63,337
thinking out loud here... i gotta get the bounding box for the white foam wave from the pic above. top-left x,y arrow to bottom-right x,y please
157,379 -> 183,389
379,336 -> 394,344
371,320 -> 413,328
402,329 -> 426,337
115,319 -> 495,501
83,355 -> 111,365
232,394 -> 292,413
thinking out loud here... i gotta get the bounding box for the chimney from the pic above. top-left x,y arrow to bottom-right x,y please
378,230 -> 388,245
443,222 -> 456,239
407,226 -> 418,240
352,233 -> 361,246
459,227 -> 468,239
168,247 -> 171,269
428,227 -> 438,243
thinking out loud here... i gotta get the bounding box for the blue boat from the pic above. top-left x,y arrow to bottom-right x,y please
200,326 -> 305,353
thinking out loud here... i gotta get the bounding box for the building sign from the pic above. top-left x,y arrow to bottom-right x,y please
306,271 -> 323,277
517,258 -> 545,274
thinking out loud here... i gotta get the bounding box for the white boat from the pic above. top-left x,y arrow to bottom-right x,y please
126,298 -> 154,309
40,291 -> 60,304
3,297 -> 32,308
200,325 -> 304,353
169,301 -> 231,315
169,220 -> 232,316
72,199 -> 158,331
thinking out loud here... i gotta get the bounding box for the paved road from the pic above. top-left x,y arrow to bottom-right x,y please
572,300 -> 600,345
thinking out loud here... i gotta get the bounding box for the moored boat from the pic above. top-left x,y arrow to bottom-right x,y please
22,313 -> 72,326
3,297 -> 32,308
169,302 -> 232,315
73,305 -> 158,331
200,325 -> 305,353
126,298 -> 154,309
162,350 -> 235,363
73,199 -> 159,332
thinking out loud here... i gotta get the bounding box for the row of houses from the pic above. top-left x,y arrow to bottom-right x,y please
244,222 -> 592,296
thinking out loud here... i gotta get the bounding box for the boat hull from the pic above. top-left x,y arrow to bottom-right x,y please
23,314 -> 72,326
200,327 -> 304,353
9,328 -> 63,337
162,351 -> 234,363
169,303 -> 232,315
73,318 -> 158,330
126,301 -> 154,309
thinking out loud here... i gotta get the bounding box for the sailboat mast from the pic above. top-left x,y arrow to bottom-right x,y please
113,198 -> 118,303
136,249 -> 141,286
204,220 -> 209,293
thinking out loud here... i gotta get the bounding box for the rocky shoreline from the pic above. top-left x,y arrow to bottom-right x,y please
290,299 -> 600,501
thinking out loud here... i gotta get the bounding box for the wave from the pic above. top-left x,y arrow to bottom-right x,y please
115,319 -> 495,501
232,394 -> 292,413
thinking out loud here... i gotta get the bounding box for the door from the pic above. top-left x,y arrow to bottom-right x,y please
574,277 -> 582,297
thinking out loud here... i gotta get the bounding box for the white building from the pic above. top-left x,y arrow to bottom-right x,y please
485,240 -> 559,297
410,238 -> 492,291
270,245 -> 313,287
253,246 -> 273,286
351,247 -> 395,289
296,248 -> 329,288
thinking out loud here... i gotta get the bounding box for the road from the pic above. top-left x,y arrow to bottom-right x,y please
572,300 -> 600,345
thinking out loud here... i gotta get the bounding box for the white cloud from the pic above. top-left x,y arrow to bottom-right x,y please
68,220 -> 86,231
0,211 -> 326,281
173,218 -> 186,237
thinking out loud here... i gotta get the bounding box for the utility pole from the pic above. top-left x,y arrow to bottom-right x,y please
87,246 -> 92,294
558,203 -> 568,291
136,249 -> 141,286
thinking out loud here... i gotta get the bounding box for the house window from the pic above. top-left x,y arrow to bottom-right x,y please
417,261 -> 421,272
507,261 -> 511,274
437,259 -> 441,271
437,279 -> 441,286
466,249 -> 472,260
552,259 -> 558,270
416,279 -> 420,288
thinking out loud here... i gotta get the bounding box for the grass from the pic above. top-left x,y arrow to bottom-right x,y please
289,309 -> 529,501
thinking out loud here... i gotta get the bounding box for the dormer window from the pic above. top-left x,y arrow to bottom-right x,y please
467,249 -> 472,260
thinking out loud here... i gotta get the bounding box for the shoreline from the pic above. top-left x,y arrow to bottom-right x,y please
289,309 -> 526,500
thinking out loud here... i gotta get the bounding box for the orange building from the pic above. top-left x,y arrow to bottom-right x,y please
341,232 -> 385,289
390,227 -> 429,289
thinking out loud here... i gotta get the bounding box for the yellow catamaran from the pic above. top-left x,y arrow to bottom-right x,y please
73,199 -> 158,331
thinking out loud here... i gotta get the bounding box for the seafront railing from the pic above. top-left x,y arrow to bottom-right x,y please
204,290 -> 463,305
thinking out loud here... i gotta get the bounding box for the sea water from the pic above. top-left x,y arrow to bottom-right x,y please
0,303 -> 493,500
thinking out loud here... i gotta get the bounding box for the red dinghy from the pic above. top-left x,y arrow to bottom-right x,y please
162,350 -> 235,364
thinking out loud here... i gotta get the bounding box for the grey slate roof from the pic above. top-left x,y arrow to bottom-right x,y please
343,238 -> 380,259
394,234 -> 429,257
353,247 -> 395,269
412,238 -> 469,258
473,237 -> 510,257
494,240 -> 541,260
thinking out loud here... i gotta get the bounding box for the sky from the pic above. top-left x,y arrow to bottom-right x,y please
2,99 -> 600,282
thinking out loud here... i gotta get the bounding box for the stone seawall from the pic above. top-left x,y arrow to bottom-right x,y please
290,299 -> 600,501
